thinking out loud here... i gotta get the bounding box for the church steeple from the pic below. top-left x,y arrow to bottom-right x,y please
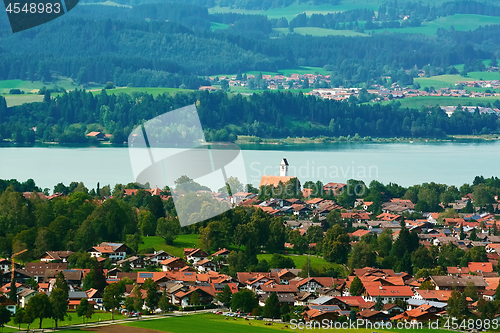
280,158 -> 289,177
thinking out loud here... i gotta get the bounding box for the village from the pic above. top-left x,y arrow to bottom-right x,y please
199,72 -> 500,117
1,159 -> 500,328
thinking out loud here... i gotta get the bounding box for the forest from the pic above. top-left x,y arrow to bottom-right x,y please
0,89 -> 499,143
0,1 -> 498,87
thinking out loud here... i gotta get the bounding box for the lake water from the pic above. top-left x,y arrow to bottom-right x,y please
0,141 -> 499,192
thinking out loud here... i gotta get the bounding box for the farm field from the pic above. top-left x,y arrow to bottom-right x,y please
367,14 -> 500,36
274,27 -> 369,37
380,96 -> 500,109
0,77 -> 79,94
4,94 -> 44,107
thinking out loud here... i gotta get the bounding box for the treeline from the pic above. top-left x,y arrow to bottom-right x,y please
86,0 -> 342,10
2,89 -> 500,144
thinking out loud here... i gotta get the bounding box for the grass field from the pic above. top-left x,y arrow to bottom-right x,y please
139,234 -> 201,258
211,22 -> 229,31
257,253 -> 346,276
367,14 -> 500,36
0,77 -> 79,94
123,313 -> 453,333
415,72 -> 500,91
381,96 -> 500,109
274,27 -> 369,37
6,310 -> 125,330
4,94 -> 44,107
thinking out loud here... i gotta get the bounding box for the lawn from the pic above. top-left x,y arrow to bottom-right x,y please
367,14 -> 500,36
257,253 -> 346,277
274,27 -> 369,37
123,313 -> 453,333
380,96 -> 500,109
139,234 -> 201,258
6,310 -> 125,330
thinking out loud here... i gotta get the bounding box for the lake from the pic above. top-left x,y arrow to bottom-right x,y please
0,141 -> 499,192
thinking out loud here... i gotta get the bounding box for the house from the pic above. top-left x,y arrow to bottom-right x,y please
357,309 -> 386,321
2,269 -> 34,284
39,251 -> 74,263
117,256 -> 145,269
391,305 -> 439,322
0,258 -> 15,273
25,262 -> 68,282
172,287 -> 214,307
193,259 -> 217,273
185,248 -> 209,264
322,183 -> 346,195
413,290 -> 453,302
86,131 -> 106,140
0,295 -> 16,314
18,288 -> 38,308
87,243 -> 132,262
161,257 -> 188,272
363,285 -> 414,303
303,305 -> 340,322
145,251 -> 173,266
212,248 -> 231,259
468,262 -> 493,273
259,293 -> 295,307
430,275 -> 488,291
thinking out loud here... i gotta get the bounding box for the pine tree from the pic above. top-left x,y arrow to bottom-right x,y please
262,292 -> 281,319
374,296 -> 384,311
350,276 -> 364,296
8,279 -> 17,303
460,223 -> 465,240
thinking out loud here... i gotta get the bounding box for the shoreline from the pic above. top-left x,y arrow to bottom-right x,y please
0,134 -> 498,148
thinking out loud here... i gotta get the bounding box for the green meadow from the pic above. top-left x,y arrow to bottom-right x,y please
122,313 -> 453,333
381,96 -> 500,109
138,234 -> 202,258
256,253 -> 346,276
211,22 -> 229,31
415,72 -> 500,91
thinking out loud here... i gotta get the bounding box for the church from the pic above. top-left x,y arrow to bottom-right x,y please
259,158 -> 297,187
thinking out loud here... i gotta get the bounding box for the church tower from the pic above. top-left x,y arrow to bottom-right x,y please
280,158 -> 289,177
